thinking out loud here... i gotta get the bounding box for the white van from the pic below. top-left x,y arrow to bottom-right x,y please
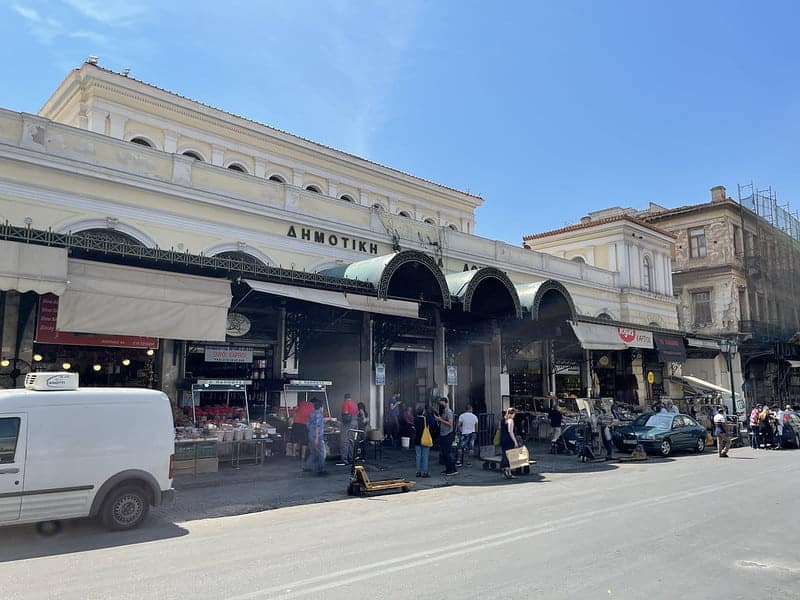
0,372 -> 174,531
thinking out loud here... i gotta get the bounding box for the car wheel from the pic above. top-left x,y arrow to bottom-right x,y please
694,436 -> 705,453
795,433 -> 800,449
659,439 -> 672,457
100,485 -> 149,531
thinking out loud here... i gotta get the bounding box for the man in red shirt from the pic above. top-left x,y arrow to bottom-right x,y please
340,394 -> 359,464
341,394 -> 358,422
293,398 -> 314,462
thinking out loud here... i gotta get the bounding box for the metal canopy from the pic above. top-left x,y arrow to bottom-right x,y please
672,374 -> 731,395
446,267 -> 522,318
243,279 -> 420,319
516,279 -> 577,321
323,250 -> 451,308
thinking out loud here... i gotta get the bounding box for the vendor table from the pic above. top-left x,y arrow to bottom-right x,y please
217,439 -> 267,469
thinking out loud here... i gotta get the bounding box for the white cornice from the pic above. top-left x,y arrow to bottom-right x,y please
70,69 -> 483,208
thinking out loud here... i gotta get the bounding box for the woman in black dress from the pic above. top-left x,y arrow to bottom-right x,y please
500,408 -> 519,479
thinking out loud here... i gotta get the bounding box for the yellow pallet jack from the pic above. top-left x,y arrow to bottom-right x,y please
347,464 -> 415,496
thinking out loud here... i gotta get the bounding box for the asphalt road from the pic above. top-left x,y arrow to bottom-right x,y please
2,447 -> 799,600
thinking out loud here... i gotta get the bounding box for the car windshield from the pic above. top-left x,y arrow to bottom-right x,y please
638,415 -> 673,429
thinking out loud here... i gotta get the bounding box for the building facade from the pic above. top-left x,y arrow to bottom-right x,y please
1,61 -> 677,425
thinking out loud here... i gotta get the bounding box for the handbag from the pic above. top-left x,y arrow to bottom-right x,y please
493,426 -> 501,446
420,421 -> 433,448
505,445 -> 530,470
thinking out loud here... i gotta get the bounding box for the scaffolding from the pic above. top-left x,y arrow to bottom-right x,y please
738,182 -> 800,243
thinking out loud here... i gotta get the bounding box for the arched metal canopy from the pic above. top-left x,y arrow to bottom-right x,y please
323,250 -> 451,308
516,279 -> 577,321
446,267 -> 522,318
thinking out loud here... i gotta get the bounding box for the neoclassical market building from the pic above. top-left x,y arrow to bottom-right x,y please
0,61 -> 683,426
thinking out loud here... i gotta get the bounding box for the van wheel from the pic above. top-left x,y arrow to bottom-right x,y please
101,485 -> 149,531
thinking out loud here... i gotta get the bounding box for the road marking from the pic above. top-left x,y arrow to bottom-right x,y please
228,467 -> 796,600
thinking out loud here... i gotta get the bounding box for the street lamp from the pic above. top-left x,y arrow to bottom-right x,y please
719,338 -> 739,413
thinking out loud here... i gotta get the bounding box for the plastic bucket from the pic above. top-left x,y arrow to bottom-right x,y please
401,436 -> 411,449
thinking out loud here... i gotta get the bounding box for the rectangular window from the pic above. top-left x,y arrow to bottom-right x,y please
689,227 -> 707,258
692,291 -> 712,325
738,289 -> 747,321
0,417 -> 20,464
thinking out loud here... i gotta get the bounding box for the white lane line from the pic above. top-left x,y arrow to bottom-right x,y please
228,467 -> 793,600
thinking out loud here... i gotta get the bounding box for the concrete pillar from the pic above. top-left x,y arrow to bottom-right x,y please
633,353 -> 647,406
274,308 -> 286,380
328,182 -> 337,198
292,171 -> 304,187
484,325 -> 503,416
360,190 -> 370,206
159,340 -> 181,402
582,349 -> 592,397
359,313 -> 376,430
433,309 -> 446,398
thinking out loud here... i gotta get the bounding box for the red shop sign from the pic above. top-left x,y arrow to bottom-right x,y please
35,294 -> 159,350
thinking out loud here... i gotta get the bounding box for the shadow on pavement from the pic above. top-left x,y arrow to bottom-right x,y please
0,518 -> 188,562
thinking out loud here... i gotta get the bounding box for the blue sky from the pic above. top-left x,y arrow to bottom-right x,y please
2,1 -> 799,245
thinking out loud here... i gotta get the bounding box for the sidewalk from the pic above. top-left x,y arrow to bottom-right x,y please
158,442 -> 637,522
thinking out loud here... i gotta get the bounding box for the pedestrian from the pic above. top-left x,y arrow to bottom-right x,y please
500,407 -> 519,479
456,404 -> 479,467
749,403 -> 762,449
339,394 -> 358,464
600,411 -> 614,461
435,397 -> 457,476
548,404 -> 563,452
414,406 -> 432,478
758,404 -> 774,449
713,407 -> 730,457
292,397 -> 314,462
304,397 -> 328,475
385,392 -> 401,446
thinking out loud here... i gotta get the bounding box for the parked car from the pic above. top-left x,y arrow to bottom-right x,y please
613,412 -> 707,457
0,372 -> 174,531
778,411 -> 800,449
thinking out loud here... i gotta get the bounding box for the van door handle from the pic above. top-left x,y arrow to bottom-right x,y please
0,468 -> 20,474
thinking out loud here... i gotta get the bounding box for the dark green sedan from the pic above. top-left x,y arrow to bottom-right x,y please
613,412 -> 707,457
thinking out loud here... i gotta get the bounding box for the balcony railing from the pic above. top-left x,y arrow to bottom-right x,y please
739,320 -> 796,342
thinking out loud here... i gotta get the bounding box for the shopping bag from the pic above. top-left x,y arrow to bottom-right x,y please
421,422 -> 433,448
505,445 -> 529,470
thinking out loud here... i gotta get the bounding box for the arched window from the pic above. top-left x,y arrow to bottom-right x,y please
448,224 -> 459,231
597,312 -> 613,321
642,256 -> 653,291
305,185 -> 322,193
424,218 -> 436,225
227,163 -> 247,173
571,256 -> 586,264
130,137 -> 153,148
339,194 -> 355,203
182,151 -> 204,161
398,211 -> 411,218
372,203 -> 385,211
268,174 -> 286,183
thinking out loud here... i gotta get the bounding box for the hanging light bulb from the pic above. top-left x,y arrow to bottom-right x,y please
0,359 -> 9,367
122,359 -> 131,366
92,364 -> 102,372
32,354 -> 43,362
62,362 -> 71,370
146,349 -> 155,357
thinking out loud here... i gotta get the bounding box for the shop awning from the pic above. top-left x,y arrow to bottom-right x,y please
686,337 -> 720,350
0,241 -> 68,296
445,268 -> 522,318
653,333 -> 687,363
672,374 -> 731,395
569,321 -> 654,350
244,279 -> 420,319
56,260 -> 232,341
785,360 -> 800,369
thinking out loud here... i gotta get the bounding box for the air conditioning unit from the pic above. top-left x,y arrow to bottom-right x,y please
24,372 -> 79,391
